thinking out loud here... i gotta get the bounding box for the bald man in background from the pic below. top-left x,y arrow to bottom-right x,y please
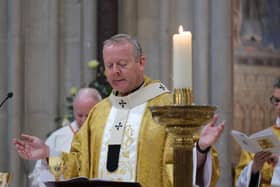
29,88 -> 101,187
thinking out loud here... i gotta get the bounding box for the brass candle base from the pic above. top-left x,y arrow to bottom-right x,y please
0,172 -> 12,187
149,88 -> 216,187
173,88 -> 193,105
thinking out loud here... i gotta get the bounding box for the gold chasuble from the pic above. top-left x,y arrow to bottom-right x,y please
235,125 -> 280,187
61,76 -> 220,187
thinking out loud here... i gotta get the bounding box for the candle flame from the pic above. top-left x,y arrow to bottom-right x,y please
178,25 -> 184,34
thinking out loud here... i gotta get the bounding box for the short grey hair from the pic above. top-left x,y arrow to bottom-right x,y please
74,88 -> 102,102
103,34 -> 143,60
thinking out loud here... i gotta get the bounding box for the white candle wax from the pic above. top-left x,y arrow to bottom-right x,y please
173,26 -> 192,89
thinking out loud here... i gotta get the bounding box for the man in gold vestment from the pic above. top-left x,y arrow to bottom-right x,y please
14,34 -> 225,187
235,77 -> 280,187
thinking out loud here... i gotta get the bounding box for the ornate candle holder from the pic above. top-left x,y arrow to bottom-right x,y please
0,172 -> 12,187
149,88 -> 216,187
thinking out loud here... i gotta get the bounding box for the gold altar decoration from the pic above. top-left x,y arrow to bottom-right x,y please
150,88 -> 216,187
173,88 -> 193,105
0,172 -> 12,187
49,157 -> 64,181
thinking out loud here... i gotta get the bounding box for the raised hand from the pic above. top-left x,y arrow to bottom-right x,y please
13,134 -> 49,160
198,114 -> 225,150
267,154 -> 279,167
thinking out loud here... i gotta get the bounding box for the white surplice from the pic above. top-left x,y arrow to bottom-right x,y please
29,121 -> 79,187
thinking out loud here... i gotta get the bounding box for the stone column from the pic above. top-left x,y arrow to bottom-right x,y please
138,0 -> 172,86
23,1 -> 60,186
137,0 -> 159,79
81,0 -> 97,85
170,0 -> 194,33
62,0 -> 83,92
193,0 -> 209,104
209,0 -> 233,186
158,0 -> 172,88
58,0 -> 97,113
118,0 -> 137,36
0,0 -> 9,172
7,0 -> 25,186
23,0 -> 59,139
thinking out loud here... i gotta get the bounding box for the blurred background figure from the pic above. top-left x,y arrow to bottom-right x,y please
235,77 -> 280,187
29,88 -> 101,187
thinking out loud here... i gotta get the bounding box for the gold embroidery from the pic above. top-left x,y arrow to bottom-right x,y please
100,123 -> 136,181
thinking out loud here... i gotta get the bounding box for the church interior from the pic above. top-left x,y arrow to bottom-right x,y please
0,0 -> 279,187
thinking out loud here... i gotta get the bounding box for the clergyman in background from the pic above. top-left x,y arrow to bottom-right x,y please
235,77 -> 280,187
29,88 -> 101,187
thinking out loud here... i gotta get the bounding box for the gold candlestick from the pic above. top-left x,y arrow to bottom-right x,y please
149,88 -> 216,187
0,172 -> 12,187
173,88 -> 193,105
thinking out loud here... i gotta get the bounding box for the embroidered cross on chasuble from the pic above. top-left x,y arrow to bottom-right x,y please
98,83 -> 169,181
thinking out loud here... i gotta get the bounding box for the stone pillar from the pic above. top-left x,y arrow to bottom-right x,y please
209,0 -> 233,186
58,0 -> 97,113
61,0 -> 83,93
23,0 -> 59,139
22,1 -> 60,186
158,0 -> 172,88
170,0 -> 194,33
193,0 -> 209,104
81,0 -> 97,85
118,0 -> 137,36
0,0 -> 9,172
7,1 -> 25,186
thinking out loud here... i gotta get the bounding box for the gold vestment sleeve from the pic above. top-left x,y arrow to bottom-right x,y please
209,148 -> 220,187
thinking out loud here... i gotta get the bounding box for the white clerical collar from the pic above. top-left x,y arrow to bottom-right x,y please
69,120 -> 79,134
109,82 -> 169,109
276,117 -> 280,128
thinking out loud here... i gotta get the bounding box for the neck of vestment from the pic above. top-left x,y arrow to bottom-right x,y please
68,120 -> 79,134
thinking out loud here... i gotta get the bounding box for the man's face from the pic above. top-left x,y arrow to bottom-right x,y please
74,98 -> 98,127
103,42 -> 145,95
271,88 -> 280,117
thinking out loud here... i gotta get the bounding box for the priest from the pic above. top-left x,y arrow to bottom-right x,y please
13,34 -> 225,187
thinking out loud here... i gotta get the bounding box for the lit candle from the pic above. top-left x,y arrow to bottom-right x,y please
173,25 -> 192,89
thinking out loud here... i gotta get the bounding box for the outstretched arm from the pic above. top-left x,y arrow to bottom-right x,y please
196,115 -> 225,186
13,134 -> 50,160
197,115 -> 224,166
